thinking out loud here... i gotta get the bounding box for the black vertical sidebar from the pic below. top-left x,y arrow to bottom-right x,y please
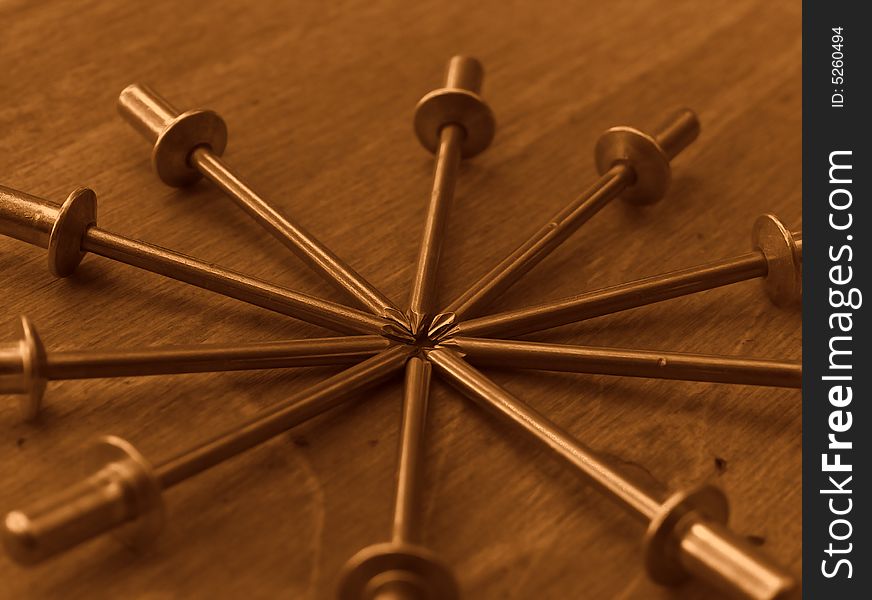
803,2 -> 870,598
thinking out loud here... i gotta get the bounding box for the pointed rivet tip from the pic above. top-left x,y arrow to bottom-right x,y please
383,307 -> 412,326
406,310 -> 430,338
380,324 -> 416,345
433,338 -> 463,356
428,324 -> 450,340
381,310 -> 416,340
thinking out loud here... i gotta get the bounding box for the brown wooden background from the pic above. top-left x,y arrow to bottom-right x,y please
0,1 -> 801,598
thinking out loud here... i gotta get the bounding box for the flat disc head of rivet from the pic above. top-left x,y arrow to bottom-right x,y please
414,89 -> 495,158
338,542 -> 459,600
48,188 -> 97,278
643,485 -> 729,585
89,436 -> 165,551
153,109 -> 228,187
16,316 -> 47,422
752,214 -> 801,307
594,126 -> 671,205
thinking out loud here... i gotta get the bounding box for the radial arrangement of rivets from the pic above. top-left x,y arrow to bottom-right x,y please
0,56 -> 802,599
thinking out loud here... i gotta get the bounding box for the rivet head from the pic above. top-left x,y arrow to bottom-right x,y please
643,485 -> 730,585
1,435 -> 164,565
89,435 -> 165,550
48,188 -> 97,277
338,542 -> 459,600
594,126 -> 671,205
414,89 -> 495,158
153,109 -> 228,187
15,316 -> 47,422
752,214 -> 802,307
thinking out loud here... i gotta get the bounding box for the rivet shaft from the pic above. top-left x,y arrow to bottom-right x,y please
392,357 -> 431,544
2,347 -> 411,565
337,356 -> 457,599
450,337 -> 801,388
1,318 -> 392,421
0,185 -> 387,335
443,110 -> 699,320
426,347 -> 797,600
42,336 -> 390,380
82,228 -> 386,335
408,57 -> 483,333
429,347 -> 664,518
408,126 -> 463,334
154,345 -> 410,488
457,237 -> 801,339
444,165 -> 630,319
118,84 -> 401,320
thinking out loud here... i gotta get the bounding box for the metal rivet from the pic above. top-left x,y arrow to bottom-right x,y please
1,347 -> 410,565
339,358 -> 458,600
456,215 -> 802,339
594,108 -> 700,205
450,336 -> 801,388
118,84 -> 227,187
2,435 -> 163,565
0,185 -> 387,336
426,348 -> 798,600
408,57 -> 493,335
0,317 -> 390,422
118,84 -> 404,324
414,55 -> 495,158
444,109 -> 699,320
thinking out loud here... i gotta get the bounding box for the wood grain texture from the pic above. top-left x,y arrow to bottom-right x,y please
0,0 -> 801,598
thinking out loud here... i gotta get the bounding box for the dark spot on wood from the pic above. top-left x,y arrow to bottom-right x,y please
16,437 -> 26,448
291,436 -> 309,448
714,457 -> 728,473
367,439 -> 379,448
747,534 -> 766,546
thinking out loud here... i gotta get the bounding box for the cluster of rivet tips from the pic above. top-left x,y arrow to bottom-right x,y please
0,56 -> 801,599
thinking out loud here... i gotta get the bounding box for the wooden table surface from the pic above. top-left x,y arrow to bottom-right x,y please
0,1 -> 801,598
